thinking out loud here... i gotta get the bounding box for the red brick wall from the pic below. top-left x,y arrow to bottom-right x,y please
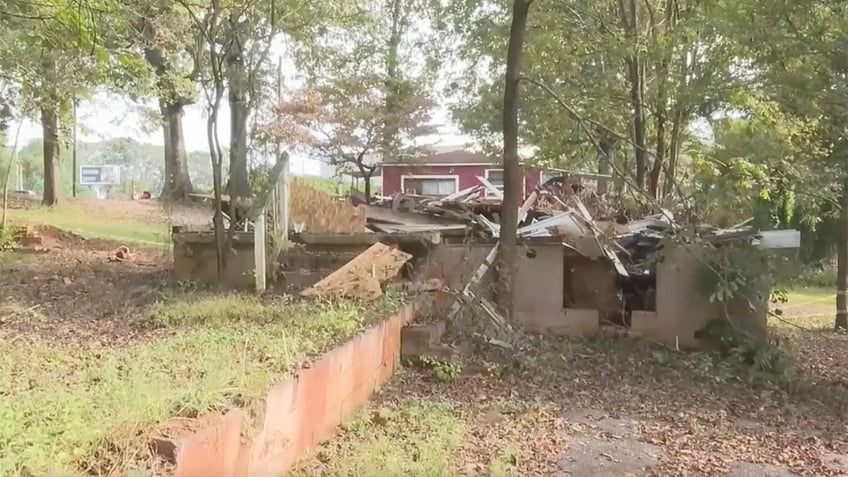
173,303 -> 415,477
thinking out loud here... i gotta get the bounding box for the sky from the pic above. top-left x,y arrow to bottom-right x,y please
9,90 -> 470,177
8,31 -> 472,178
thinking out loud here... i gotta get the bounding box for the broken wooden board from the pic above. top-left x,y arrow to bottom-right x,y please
300,242 -> 412,301
364,204 -> 465,226
290,179 -> 367,233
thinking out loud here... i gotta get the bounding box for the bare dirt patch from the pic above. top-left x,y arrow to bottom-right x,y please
1,232 -> 171,343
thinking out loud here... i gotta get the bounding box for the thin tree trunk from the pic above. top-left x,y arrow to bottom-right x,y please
619,0 -> 648,191
836,176 -> 848,330
648,0 -> 675,199
497,0 -> 532,321
40,106 -> 60,206
650,110 -> 666,198
597,135 -> 614,195
1,118 -> 22,232
159,101 -> 193,201
363,170 -> 372,199
208,88 -> 226,279
662,106 -> 684,199
382,0 -> 403,162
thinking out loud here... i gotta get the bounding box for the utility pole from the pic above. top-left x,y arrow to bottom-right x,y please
71,97 -> 78,198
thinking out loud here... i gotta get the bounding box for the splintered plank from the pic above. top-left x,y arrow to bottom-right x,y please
300,242 -> 412,301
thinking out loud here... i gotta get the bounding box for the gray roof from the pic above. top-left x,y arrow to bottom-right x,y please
383,150 -> 495,165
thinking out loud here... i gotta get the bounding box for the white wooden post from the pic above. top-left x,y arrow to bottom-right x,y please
254,209 -> 267,292
276,156 -> 290,244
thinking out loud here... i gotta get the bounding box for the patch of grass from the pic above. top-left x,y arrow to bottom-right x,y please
785,286 -> 834,305
298,399 -> 465,477
0,250 -> 37,268
0,296 -> 394,476
488,443 -> 521,477
7,204 -> 169,248
773,286 -> 835,330
416,355 -> 463,383
0,301 -> 44,324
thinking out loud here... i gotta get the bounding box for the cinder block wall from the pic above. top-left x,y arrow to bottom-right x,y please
173,238 -> 256,288
172,303 -> 415,477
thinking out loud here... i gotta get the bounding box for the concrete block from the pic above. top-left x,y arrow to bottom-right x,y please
515,310 -> 566,334
401,321 -> 446,358
630,310 -> 659,336
549,308 -> 599,336
175,410 -> 247,477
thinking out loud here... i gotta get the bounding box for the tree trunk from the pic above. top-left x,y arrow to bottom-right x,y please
227,85 -> 250,200
649,110 -> 666,199
159,100 -> 193,201
497,0 -> 532,321
619,0 -> 648,191
40,106 -> 60,206
647,0 -> 675,199
142,25 -> 194,203
382,0 -> 403,162
363,171 -> 372,199
836,176 -> 848,331
226,20 -> 250,203
597,135 -> 614,195
662,106 -> 684,199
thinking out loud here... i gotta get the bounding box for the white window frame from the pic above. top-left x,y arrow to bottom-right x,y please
400,174 -> 460,196
484,168 -> 526,198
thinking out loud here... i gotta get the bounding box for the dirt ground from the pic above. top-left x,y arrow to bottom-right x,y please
0,196 -> 217,341
299,327 -> 848,477
0,226 -> 173,343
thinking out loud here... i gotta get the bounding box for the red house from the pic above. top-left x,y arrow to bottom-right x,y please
381,150 -> 554,198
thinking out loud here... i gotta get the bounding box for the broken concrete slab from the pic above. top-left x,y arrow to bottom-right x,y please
401,321 -> 446,358
726,461 -> 795,477
557,436 -> 660,476
562,409 -> 643,440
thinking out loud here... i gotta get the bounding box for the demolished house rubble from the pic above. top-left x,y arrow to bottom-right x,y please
353,172 -> 795,348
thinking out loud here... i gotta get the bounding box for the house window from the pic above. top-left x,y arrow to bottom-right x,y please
402,176 -> 458,196
484,169 -> 504,197
484,169 -> 526,197
540,171 -> 559,184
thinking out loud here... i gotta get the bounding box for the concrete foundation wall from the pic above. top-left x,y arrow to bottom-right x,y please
652,246 -> 767,348
422,243 -> 494,288
173,236 -> 256,289
564,252 -> 620,313
514,244 -> 567,332
172,303 -> 415,477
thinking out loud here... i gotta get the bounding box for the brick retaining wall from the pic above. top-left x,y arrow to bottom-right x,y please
172,303 -> 415,477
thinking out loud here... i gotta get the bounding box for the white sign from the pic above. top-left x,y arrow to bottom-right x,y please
759,229 -> 801,249
80,165 -> 121,185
